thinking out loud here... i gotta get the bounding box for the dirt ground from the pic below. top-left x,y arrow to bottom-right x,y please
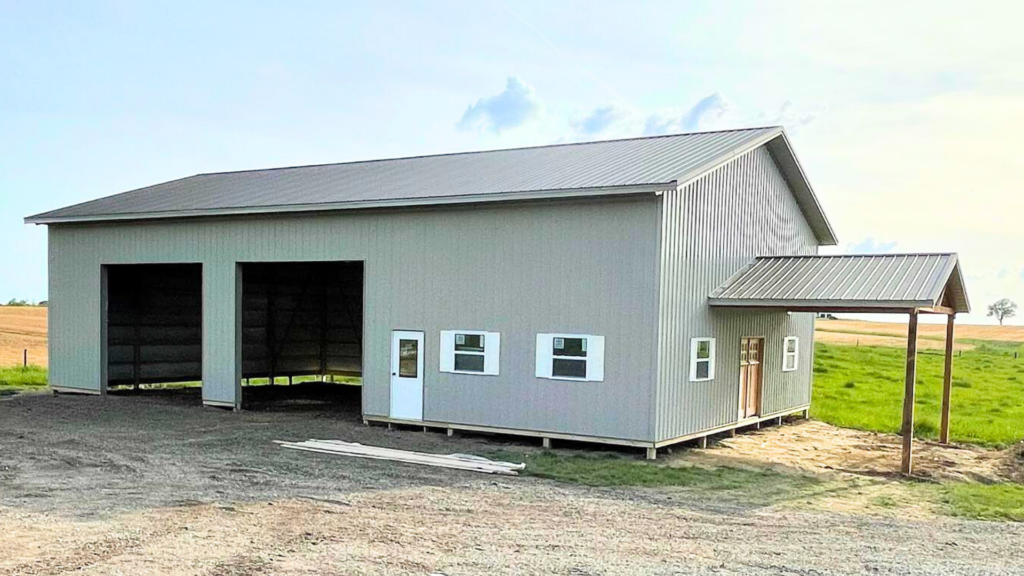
2,386 -> 1024,575
678,419 -> 1019,484
0,306 -> 47,367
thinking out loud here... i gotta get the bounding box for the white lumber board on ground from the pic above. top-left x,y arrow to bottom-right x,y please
287,440 -> 524,473
274,440 -> 524,475
303,439 -> 525,470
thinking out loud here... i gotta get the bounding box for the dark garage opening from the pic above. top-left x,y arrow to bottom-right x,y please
240,261 -> 364,411
105,264 -> 203,389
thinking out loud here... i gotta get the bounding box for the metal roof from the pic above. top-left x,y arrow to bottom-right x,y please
25,127 -> 837,244
709,253 -> 970,313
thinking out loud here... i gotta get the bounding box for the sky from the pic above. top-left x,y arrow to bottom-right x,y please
1,1 -> 1022,325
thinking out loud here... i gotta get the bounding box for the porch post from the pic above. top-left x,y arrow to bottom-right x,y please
940,313 -> 956,444
901,309 -> 919,475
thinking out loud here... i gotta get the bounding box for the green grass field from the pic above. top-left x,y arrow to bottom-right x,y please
0,365 -> 48,389
812,341 -> 1024,447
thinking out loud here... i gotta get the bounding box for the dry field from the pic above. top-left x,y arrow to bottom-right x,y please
0,306 -> 47,367
815,318 -> 1024,344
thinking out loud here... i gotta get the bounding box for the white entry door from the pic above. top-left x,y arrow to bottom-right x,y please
390,330 -> 424,420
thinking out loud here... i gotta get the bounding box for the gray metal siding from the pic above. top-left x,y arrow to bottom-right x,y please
655,145 -> 819,442
47,197 -> 661,441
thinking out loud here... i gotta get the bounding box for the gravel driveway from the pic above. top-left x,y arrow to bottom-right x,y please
2,387 -> 1022,575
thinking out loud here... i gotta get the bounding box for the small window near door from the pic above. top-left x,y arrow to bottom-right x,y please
440,330 -> 500,375
535,334 -> 605,381
782,337 -> 799,372
399,339 -> 419,378
690,338 -> 715,381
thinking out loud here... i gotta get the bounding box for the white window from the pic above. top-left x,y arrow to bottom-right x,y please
439,330 -> 500,375
782,336 -> 799,372
535,334 -> 605,382
689,338 -> 715,381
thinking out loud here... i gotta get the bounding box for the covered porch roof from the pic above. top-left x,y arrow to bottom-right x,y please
708,253 -> 970,476
709,253 -> 969,315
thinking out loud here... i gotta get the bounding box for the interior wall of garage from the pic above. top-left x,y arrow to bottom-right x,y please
240,261 -> 363,380
47,196 -> 662,442
105,264 -> 203,386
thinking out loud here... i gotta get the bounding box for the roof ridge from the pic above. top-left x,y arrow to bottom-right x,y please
194,126 -> 783,178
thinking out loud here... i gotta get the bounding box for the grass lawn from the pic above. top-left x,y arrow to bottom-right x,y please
487,450 -> 827,503
0,365 -> 48,390
939,483 -> 1024,522
812,341 -> 1024,447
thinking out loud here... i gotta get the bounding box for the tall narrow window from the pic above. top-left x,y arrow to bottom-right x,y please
439,330 -> 500,375
782,337 -> 799,372
535,334 -> 605,381
690,338 -> 715,381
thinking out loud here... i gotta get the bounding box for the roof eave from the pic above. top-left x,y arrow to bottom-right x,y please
24,182 -> 673,226
765,131 -> 839,246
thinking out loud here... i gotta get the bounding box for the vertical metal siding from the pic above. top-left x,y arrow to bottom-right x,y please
655,146 -> 818,441
47,197 -> 661,442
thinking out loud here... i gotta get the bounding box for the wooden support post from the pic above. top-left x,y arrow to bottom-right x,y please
542,437 -> 552,449
423,426 -> 429,433
940,313 -> 956,444
801,408 -> 809,419
729,428 -> 737,438
775,416 -> 783,426
447,428 -> 454,437
698,436 -> 708,449
646,447 -> 657,460
901,310 -> 920,475
23,349 -> 27,367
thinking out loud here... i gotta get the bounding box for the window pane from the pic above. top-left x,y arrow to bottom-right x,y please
552,358 -> 587,378
697,340 -> 710,360
696,360 -> 710,379
750,342 -> 759,363
553,337 -> 587,358
455,333 -> 485,352
399,339 -> 418,378
454,353 -> 485,372
785,355 -> 797,371
787,339 -> 797,353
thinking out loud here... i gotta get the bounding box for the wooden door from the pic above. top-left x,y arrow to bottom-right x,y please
739,337 -> 763,419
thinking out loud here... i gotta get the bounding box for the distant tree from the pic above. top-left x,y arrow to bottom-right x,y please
5,298 -> 29,307
987,298 -> 1018,325
37,300 -> 48,307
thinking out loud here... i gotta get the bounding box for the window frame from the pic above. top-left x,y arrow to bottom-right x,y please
439,330 -> 501,376
689,337 -> 716,382
535,333 -> 605,382
782,336 -> 799,372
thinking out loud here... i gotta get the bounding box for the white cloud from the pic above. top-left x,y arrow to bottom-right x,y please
846,238 -> 897,254
568,93 -> 821,140
643,93 -> 737,136
457,77 -> 542,134
570,105 -> 626,136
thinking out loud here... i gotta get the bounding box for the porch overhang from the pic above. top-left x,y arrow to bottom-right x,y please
708,253 -> 970,315
709,253 -> 971,476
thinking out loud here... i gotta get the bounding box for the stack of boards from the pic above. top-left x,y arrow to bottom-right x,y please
275,439 -> 526,476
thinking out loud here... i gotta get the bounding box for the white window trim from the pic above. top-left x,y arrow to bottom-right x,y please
439,330 -> 500,376
535,333 -> 605,382
782,336 -> 799,372
689,337 -> 716,382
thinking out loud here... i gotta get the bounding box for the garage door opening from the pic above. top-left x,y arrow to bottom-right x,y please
240,261 -> 363,412
105,264 -> 203,393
